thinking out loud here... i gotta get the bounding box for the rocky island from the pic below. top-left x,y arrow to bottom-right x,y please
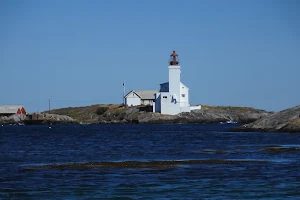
45,104 -> 270,124
3,104 -> 299,133
231,105 -> 300,133
0,113 -> 77,125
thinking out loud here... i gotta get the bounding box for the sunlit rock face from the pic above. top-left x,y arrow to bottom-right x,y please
232,105 -> 300,133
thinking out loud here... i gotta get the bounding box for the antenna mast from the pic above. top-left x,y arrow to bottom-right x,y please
123,80 -> 126,106
49,99 -> 51,114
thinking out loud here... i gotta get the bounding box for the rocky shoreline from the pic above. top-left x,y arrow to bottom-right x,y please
0,114 -> 27,125
231,105 -> 300,133
44,104 -> 270,125
0,113 -> 77,125
2,104 -> 299,133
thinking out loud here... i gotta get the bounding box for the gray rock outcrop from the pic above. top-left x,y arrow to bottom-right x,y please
45,113 -> 76,123
0,114 -> 27,125
0,113 -> 77,125
178,108 -> 270,124
232,105 -> 300,133
97,106 -> 270,124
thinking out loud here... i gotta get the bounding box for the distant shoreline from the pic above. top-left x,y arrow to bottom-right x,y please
41,104 -> 270,125
3,104 -> 299,133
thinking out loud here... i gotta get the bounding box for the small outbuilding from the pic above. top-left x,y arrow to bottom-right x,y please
124,90 -> 158,107
0,105 -> 27,117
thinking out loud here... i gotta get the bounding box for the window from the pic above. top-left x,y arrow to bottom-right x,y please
182,94 -> 185,97
163,96 -> 167,98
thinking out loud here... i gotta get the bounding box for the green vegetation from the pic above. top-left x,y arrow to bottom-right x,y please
288,118 -> 300,126
96,107 -> 109,115
46,104 -> 150,124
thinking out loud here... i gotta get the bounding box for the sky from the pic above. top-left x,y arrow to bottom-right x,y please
0,0 -> 299,112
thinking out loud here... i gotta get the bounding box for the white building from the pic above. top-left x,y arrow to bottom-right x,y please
124,90 -> 158,107
153,51 -> 201,115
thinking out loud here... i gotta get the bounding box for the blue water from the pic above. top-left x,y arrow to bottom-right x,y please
0,124 -> 299,199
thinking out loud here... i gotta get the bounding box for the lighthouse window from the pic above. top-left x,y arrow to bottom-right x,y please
163,96 -> 167,98
182,94 -> 185,97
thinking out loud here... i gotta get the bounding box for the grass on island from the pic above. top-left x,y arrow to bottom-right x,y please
45,104 -> 151,124
288,118 -> 300,126
45,104 -> 123,123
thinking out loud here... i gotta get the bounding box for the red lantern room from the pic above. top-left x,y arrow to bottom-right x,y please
169,50 -> 179,66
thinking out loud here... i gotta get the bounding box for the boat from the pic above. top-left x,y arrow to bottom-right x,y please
226,120 -> 237,124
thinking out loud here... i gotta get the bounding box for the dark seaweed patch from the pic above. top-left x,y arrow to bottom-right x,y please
23,159 -> 269,170
262,146 -> 300,153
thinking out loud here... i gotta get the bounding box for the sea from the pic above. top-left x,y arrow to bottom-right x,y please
0,124 -> 299,199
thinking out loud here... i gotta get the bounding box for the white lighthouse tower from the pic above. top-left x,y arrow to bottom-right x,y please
153,51 -> 191,115
168,51 -> 181,104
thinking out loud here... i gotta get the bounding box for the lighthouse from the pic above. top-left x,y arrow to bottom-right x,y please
153,51 -> 191,115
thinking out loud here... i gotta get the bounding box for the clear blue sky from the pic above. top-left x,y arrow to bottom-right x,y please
1,0 -> 299,112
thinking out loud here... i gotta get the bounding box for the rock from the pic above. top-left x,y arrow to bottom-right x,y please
137,112 -> 179,124
128,106 -> 269,124
0,113 -> 77,125
0,114 -> 26,125
231,105 -> 300,133
44,113 -> 77,124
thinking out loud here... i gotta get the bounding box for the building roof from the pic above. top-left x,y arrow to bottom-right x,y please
125,90 -> 158,100
0,105 -> 24,114
160,82 -> 169,86
159,82 -> 189,91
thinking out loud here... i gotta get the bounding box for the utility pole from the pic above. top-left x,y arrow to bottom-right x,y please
48,99 -> 52,129
49,99 -> 51,114
123,80 -> 125,106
